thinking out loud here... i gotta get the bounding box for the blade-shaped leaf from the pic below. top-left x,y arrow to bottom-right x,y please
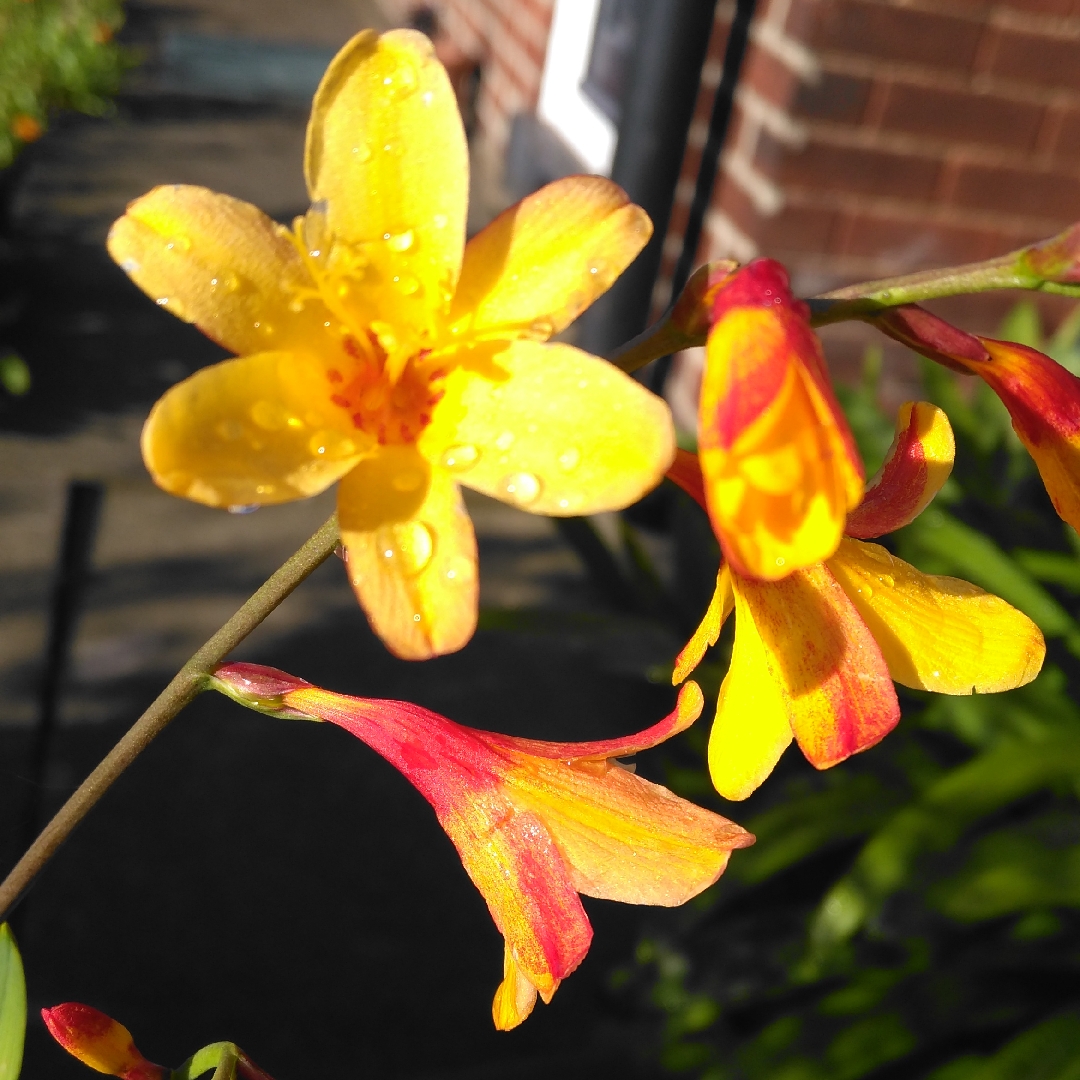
0,924 -> 26,1080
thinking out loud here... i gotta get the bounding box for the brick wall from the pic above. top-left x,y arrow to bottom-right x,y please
660,0 -> 1080,352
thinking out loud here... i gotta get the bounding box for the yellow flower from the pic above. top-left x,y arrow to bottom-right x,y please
669,403 -> 1045,799
107,29 -> 674,659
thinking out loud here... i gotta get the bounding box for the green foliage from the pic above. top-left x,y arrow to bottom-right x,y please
0,354 -> 30,397
617,308 -> 1080,1079
0,0 -> 130,168
0,924 -> 26,1080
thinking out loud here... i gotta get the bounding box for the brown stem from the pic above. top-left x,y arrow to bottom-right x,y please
0,513 -> 340,921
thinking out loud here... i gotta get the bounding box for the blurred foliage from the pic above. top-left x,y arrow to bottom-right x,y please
610,302 -> 1080,1080
0,353 -> 29,396
0,925 -> 26,1080
0,0 -> 130,169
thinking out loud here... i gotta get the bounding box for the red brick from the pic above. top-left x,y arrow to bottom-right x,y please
835,211 -> 1007,263
757,205 -> 839,253
759,132 -> 942,200
949,161 -> 1080,221
811,0 -> 983,72
793,71 -> 872,124
1053,109 -> 1080,163
880,83 -> 1045,150
741,46 -> 800,109
989,28 -> 1080,94
713,173 -> 765,241
995,0 -> 1077,14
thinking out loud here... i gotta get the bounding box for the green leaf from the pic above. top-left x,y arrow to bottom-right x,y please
998,299 -> 1044,349
0,925 -> 26,1080
944,1012 -> 1080,1080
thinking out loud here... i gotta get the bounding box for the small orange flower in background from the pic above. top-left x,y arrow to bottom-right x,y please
10,114 -> 42,143
108,29 -> 674,660
697,259 -> 864,581
210,662 -> 754,1030
669,402 -> 1045,800
873,304 -> 1080,536
42,1004 -> 165,1080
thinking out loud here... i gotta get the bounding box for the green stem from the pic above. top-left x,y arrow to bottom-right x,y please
0,513 -> 340,922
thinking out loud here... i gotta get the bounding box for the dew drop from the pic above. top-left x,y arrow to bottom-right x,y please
156,297 -> 169,306
228,504 -> 260,514
377,521 -> 435,576
288,297 -> 305,313
120,258 -> 140,273
501,472 -> 542,506
392,273 -> 421,296
380,58 -> 418,99
210,270 -> 240,294
385,229 -> 415,252
495,431 -> 515,451
557,447 -> 581,471
859,582 -> 874,599
308,430 -> 357,459
351,143 -> 372,161
432,214 -> 448,229
254,483 -> 277,495
878,574 -> 895,589
166,235 -> 192,253
250,399 -> 291,430
441,444 -> 479,471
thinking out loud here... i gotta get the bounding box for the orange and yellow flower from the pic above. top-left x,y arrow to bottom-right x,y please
873,304 -> 1080,536
669,402 -> 1045,800
42,1004 -> 165,1080
107,29 -> 674,661
698,259 -> 864,581
210,661 -> 754,1030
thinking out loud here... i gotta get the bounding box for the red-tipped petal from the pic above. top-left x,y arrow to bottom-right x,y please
846,402 -> 954,539
42,1004 -> 164,1080
870,305 -> 990,375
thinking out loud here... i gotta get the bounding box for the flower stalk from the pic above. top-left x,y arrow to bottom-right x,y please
0,513 -> 341,922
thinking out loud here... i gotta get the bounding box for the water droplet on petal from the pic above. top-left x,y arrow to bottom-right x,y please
495,431 -> 515,451
501,472 -> 542,506
120,258 -> 139,273
441,444 -> 479,471
878,574 -> 894,589
380,57 -> 418,99
392,273 -> 421,296
228,504 -> 260,514
308,430 -> 357,459
166,235 -> 192,253
558,447 -> 581,471
352,143 -> 372,161
251,399 -> 291,430
156,297 -> 169,306
377,521 -> 435,576
386,230 -> 414,252
210,270 -> 240,294
432,214 -> 448,229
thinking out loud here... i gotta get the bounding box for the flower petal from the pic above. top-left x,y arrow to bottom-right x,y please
708,585 -> 794,801
846,402 -> 954,539
666,447 -> 707,510
305,29 -> 467,309
731,564 -> 899,782
419,340 -> 675,516
338,447 -> 478,659
507,745 -> 754,907
142,352 -> 365,508
482,680 -> 705,762
450,175 -> 651,340
699,260 -> 863,580
827,537 -> 1045,693
673,566 -> 734,683
41,1004 -> 163,1080
493,946 -> 538,1031
107,185 -> 333,358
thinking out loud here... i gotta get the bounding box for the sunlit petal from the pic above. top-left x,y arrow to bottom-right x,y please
108,185 -> 334,357
305,29 -> 467,310
828,537 -> 1045,693
673,566 -> 734,684
492,946 -> 538,1031
846,402 -> 954,539
142,351 -> 366,508
450,175 -> 651,340
338,447 -> 478,659
420,340 -> 674,516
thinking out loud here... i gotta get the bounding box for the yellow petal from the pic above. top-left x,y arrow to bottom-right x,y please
419,340 -> 675,516
827,538 -> 1045,693
338,446 -> 478,659
450,175 -> 651,340
492,946 -> 538,1031
305,29 -> 467,310
142,351 -> 365,508
108,185 -> 333,358
708,585 -> 794,801
673,565 -> 734,684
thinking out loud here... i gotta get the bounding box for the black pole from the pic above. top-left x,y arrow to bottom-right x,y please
577,0 -> 720,357
650,0 -> 756,391
22,481 -> 104,852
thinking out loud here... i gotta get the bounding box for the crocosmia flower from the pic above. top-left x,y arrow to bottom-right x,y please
698,259 -> 864,581
210,662 -> 754,1030
42,1004 -> 164,1080
670,402 -> 1044,800
873,305 -> 1080,536
107,29 -> 673,660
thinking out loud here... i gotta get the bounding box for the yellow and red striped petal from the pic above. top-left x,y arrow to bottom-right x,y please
338,447 -> 478,660
827,538 -> 1045,694
107,185 -> 334,358
699,260 -> 863,581
450,175 -> 651,341
305,29 -> 467,312
42,1004 -> 164,1080
419,339 -> 674,517
710,566 -> 899,799
493,946 -> 539,1031
846,402 -> 954,539
673,566 -> 734,684
142,351 -> 366,508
